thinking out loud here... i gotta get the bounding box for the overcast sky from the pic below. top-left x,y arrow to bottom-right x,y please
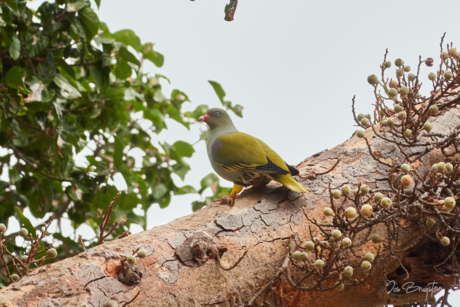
89,0 -> 460,227
9,0 -> 460,302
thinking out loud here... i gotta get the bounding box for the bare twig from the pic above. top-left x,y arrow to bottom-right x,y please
78,235 -> 86,252
99,192 -> 124,244
314,158 -> 342,176
248,235 -> 295,306
215,248 -> 249,271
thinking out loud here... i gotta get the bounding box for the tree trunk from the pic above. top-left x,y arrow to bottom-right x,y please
1,107 -> 459,307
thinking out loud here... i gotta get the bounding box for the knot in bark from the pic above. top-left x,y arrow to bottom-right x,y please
118,261 -> 142,286
176,231 -> 227,267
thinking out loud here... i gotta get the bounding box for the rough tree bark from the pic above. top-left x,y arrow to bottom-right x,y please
1,106 -> 459,307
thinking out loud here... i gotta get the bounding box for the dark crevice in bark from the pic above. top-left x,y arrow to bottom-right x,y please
84,276 -> 108,290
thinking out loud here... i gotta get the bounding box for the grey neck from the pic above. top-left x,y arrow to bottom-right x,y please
207,124 -> 238,147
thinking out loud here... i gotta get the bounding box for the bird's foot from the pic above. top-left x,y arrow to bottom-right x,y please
218,195 -> 241,206
216,195 -> 242,201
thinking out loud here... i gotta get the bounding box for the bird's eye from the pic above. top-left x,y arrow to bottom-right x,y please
215,111 -> 220,117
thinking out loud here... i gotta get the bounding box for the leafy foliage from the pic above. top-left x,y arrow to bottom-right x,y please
0,0 -> 238,283
208,80 -> 243,117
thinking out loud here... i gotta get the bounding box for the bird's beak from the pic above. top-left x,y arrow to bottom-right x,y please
198,114 -> 210,122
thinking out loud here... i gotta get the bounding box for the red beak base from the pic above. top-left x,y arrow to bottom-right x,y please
198,114 -> 210,122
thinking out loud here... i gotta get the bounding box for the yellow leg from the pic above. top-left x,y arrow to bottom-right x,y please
229,184 -> 244,197
218,184 -> 244,206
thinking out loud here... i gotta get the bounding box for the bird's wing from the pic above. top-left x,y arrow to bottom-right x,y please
213,132 -> 288,175
255,139 -> 291,175
257,139 -> 309,193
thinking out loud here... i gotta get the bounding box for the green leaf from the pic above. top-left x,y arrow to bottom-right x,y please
167,104 -> 189,129
104,87 -> 125,102
114,135 -> 124,166
54,74 -> 82,99
69,16 -> 85,39
53,102 -> 63,123
208,80 -> 226,104
141,43 -> 164,67
89,61 -> 110,91
41,88 -> 54,103
32,241 -> 46,259
9,34 -> 20,60
191,201 -> 204,212
85,155 -> 99,167
135,175 -> 148,195
24,78 -> 46,102
99,22 -> 110,35
96,185 -> 119,211
215,186 -> 231,200
116,192 -> 139,211
171,89 -> 189,102
231,104 -> 244,117
14,207 -> 36,237
0,181 -> 9,190
53,233 -> 83,251
192,198 -> 214,212
1,108 -> 7,132
126,211 -> 145,227
173,141 -> 194,158
152,183 -> 168,200
46,52 -> 55,66
37,62 -> 56,80
155,73 -> 170,84
114,59 -> 132,80
112,29 -> 141,52
154,89 -> 166,102
56,58 -> 76,79
184,104 -> 208,121
199,173 -> 220,194
29,179 -> 53,218
2,5 -> 13,26
158,193 -> 171,208
172,163 -> 190,180
34,111 -> 47,130
118,164 -> 137,192
96,161 -> 108,176
176,185 -> 196,195
101,37 -> 114,44
66,181 -> 87,201
79,6 -> 100,39
5,0 -> 18,14
208,80 -> 243,117
66,0 -> 86,12
118,46 -> 141,67
5,66 -> 28,92
25,32 -> 48,58
67,186 -> 80,201
164,141 -> 191,167
145,51 -> 164,68
0,0 -> 245,263
144,108 -> 164,127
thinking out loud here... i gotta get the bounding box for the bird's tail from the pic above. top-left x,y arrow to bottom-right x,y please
272,174 -> 309,193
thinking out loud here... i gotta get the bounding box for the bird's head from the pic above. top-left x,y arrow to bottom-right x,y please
198,108 -> 234,129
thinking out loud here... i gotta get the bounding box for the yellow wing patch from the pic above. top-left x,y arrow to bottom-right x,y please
214,132 -> 268,170
214,132 -> 291,175
216,162 -> 259,172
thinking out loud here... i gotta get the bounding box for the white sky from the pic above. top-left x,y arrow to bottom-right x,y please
92,0 -> 460,229
5,0 -> 460,302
